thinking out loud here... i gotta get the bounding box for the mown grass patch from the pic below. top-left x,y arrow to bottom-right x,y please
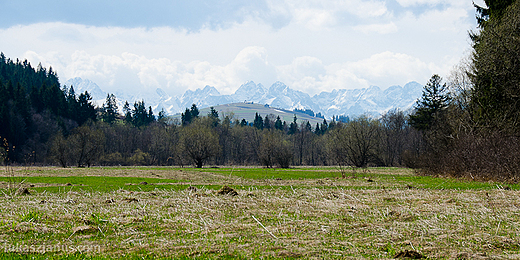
0,176 -> 189,193
185,166 -> 520,190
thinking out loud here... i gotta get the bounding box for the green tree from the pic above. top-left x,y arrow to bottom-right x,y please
409,75 -> 451,131
253,113 -> 263,130
181,104 -> 199,126
274,116 -> 283,131
190,104 -> 199,118
208,107 -> 220,127
101,94 -> 119,124
288,115 -> 298,135
123,101 -> 132,125
474,0 -> 515,28
130,101 -> 154,127
470,0 -> 520,132
76,91 -> 97,125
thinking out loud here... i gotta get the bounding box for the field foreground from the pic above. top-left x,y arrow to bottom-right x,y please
0,166 -> 519,259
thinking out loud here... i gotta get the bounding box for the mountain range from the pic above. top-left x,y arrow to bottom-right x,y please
63,77 -> 423,119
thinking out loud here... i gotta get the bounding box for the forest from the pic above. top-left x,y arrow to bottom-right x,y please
1,0 -> 519,182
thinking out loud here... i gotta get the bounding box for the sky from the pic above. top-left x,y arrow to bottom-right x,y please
0,0 -> 484,97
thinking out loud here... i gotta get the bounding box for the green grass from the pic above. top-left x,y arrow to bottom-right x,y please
0,176 -> 188,193
3,167 -> 517,193
2,166 -> 520,259
183,166 -> 520,190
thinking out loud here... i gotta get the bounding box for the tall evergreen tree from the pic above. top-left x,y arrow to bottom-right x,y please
264,115 -> 271,130
470,0 -> 520,132
181,108 -> 192,126
253,113 -> 263,130
101,94 -> 119,124
76,91 -> 97,125
288,115 -> 298,135
190,104 -> 199,118
274,116 -> 283,131
409,75 -> 451,131
123,101 -> 132,125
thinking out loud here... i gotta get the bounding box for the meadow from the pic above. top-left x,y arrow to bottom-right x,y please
0,166 -> 519,259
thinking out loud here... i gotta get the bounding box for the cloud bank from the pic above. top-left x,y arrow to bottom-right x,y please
0,0 -> 476,97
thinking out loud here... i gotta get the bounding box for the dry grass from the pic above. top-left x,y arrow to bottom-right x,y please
0,167 -> 519,259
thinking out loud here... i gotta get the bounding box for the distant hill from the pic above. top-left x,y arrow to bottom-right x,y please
174,103 -> 326,125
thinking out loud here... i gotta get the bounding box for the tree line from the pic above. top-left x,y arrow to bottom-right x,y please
47,103 -> 419,169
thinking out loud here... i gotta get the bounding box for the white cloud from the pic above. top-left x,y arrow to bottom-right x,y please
395,0 -> 467,8
0,0 -> 477,100
354,22 -> 398,34
265,0 -> 388,30
347,51 -> 430,82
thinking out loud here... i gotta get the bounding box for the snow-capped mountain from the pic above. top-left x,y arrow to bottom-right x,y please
313,81 -> 423,117
63,78 -> 424,118
64,77 -> 106,101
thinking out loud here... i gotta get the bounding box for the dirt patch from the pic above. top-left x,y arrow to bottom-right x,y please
15,187 -> 30,195
217,185 -> 238,196
72,225 -> 98,234
395,250 -> 425,259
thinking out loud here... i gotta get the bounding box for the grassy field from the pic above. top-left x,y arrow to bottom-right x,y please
0,166 -> 519,259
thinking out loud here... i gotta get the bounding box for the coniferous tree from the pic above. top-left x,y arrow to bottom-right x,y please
123,101 -> 132,125
208,107 -> 220,127
470,0 -> 520,132
181,108 -> 192,126
102,94 -> 119,124
320,119 -> 328,134
274,116 -> 283,131
147,106 -> 155,125
409,75 -> 451,131
190,104 -> 199,118
253,113 -> 263,130
264,115 -> 271,130
288,115 -> 298,135
76,91 -> 97,125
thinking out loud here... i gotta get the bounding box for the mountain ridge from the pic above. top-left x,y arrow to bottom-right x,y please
62,78 -> 423,118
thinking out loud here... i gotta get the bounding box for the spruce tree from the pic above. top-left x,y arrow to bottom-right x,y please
253,113 -> 263,130
409,75 -> 450,131
102,94 -> 119,124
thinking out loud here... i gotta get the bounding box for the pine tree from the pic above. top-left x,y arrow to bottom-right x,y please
208,107 -> 220,127
190,104 -> 199,118
123,101 -> 132,125
102,94 -> 119,124
288,115 -> 298,135
253,113 -> 263,130
264,115 -> 271,130
274,116 -> 283,131
471,0 -> 520,132
76,91 -> 97,125
409,75 -> 451,131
